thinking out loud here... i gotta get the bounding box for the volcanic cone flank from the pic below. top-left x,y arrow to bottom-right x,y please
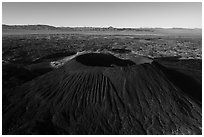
3,53 -> 201,135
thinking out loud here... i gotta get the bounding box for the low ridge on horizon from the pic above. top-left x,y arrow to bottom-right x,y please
2,24 -> 202,29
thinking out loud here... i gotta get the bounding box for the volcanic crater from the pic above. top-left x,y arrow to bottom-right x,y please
2,52 -> 202,135
75,53 -> 136,67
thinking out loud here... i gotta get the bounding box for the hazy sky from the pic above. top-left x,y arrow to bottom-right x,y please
2,2 -> 202,28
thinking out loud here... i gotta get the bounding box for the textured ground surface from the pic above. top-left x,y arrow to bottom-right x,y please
2,53 -> 202,135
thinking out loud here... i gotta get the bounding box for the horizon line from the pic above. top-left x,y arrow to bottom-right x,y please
2,23 -> 202,29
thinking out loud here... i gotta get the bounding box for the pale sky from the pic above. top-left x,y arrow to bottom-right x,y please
2,2 -> 202,28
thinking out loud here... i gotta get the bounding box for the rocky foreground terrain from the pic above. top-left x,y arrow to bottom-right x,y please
2,26 -> 202,135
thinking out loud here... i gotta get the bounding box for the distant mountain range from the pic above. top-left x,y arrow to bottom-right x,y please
2,24 -> 201,36
3,24 -> 201,31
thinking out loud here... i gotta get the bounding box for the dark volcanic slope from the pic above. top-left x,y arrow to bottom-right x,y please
2,53 -> 202,135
